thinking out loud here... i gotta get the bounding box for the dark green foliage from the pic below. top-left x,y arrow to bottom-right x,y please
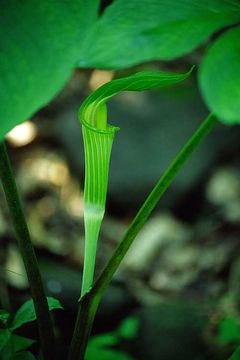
86,316 -> 138,360
0,297 -> 62,359
10,297 -> 63,330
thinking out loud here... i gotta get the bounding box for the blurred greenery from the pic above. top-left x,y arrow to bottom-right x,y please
218,317 -> 240,344
86,315 -> 138,359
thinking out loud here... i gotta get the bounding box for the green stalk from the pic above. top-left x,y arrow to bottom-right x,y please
0,142 -> 54,360
68,113 -> 217,359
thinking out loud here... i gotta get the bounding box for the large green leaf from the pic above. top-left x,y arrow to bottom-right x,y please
199,27 -> 240,125
78,0 -> 240,69
10,297 -> 63,330
0,0 -> 99,140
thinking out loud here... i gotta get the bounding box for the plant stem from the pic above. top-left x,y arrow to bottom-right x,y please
68,292 -> 100,360
68,113 -> 217,360
0,142 -> 55,360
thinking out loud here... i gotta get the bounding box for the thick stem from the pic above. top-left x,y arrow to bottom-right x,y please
68,113 -> 217,360
0,142 -> 55,360
68,293 -> 100,360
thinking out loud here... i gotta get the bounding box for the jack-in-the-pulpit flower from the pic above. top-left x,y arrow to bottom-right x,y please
79,68 -> 193,296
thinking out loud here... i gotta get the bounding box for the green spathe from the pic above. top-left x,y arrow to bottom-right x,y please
80,126 -> 117,295
79,68 -> 193,296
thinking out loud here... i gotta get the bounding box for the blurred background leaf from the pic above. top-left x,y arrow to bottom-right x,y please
86,316 -> 136,360
218,317 -> 240,344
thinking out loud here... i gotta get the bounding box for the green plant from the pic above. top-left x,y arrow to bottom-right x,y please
1,1 -> 240,359
0,297 -> 62,360
1,68 -> 216,359
79,68 -> 193,296
68,72 -> 217,359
